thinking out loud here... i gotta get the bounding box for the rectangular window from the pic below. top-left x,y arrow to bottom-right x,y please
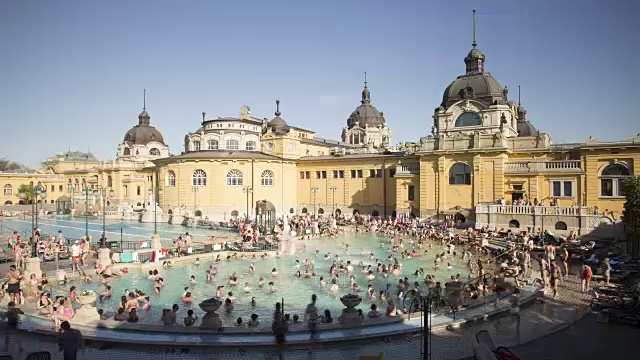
123,185 -> 128,196
305,171 -> 310,179
333,170 -> 338,178
137,186 -> 141,196
321,171 -> 327,179
601,179 -> 613,197
339,170 -> 344,178
300,172 -> 305,179
369,169 -> 376,178
376,169 -> 383,178
51,185 -> 55,192
357,170 -> 363,178
316,171 -> 321,179
59,185 -> 63,192
389,169 -> 396,178
551,180 -> 574,197
408,185 -> 415,201
351,170 -> 356,178
617,179 -> 625,196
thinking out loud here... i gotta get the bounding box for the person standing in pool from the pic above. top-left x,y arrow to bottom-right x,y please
7,265 -> 23,305
305,294 -> 319,339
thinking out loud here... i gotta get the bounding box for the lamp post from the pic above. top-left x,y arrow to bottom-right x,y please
329,186 -> 337,217
191,187 -> 199,227
19,181 -> 45,258
67,183 -> 76,210
149,188 -> 163,235
94,186 -> 115,240
310,186 -> 319,217
242,186 -> 253,221
34,183 -> 47,229
82,185 -> 91,238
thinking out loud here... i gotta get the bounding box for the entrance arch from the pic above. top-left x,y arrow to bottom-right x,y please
454,212 -> 466,223
508,219 -> 520,228
371,209 -> 380,217
335,208 -> 342,216
301,207 -> 308,214
555,221 -> 568,231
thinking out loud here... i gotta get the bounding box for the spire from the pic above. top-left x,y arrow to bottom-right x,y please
275,100 -> 281,117
138,88 -> 150,126
518,85 -> 521,105
472,9 -> 477,48
361,72 -> 371,105
464,9 -> 485,74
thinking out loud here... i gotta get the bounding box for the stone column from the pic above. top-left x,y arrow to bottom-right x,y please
24,257 -> 42,280
338,294 -> 363,326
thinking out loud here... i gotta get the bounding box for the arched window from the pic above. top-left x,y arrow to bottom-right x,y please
226,139 -> 239,150
3,184 -> 12,196
449,162 -> 472,185
226,169 -> 243,186
509,220 -> 520,228
195,210 -> 202,217
149,148 -> 161,156
301,207 -> 308,214
167,171 -> 176,187
455,112 -> 482,127
123,148 -> 131,155
289,208 -> 295,214
371,209 -> 379,217
192,169 -> 207,186
245,141 -> 257,151
318,208 -> 325,214
191,141 -> 201,151
207,140 -> 218,150
231,210 -> 239,217
107,176 -> 113,188
261,170 -> 274,186
555,221 -> 568,231
600,163 -> 630,197
4,200 -> 12,205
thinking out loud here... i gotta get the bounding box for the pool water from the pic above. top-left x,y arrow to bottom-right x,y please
2,218 -> 471,326
0,217 -> 229,245
83,237 -> 467,326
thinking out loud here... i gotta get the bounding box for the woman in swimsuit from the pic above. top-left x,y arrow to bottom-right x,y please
36,292 -> 53,316
68,286 -> 78,302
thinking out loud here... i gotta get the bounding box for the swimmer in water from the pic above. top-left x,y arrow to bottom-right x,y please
216,285 -> 225,297
294,271 -> 302,278
294,260 -> 300,269
366,270 -> 375,281
195,258 -> 200,265
142,296 -> 151,311
249,262 -> 255,273
190,275 -> 197,285
271,268 -> 278,277
268,281 -> 276,294
258,277 -> 265,288
447,263 -> 452,271
244,282 -> 251,293
319,277 -> 326,287
251,297 -> 257,307
227,291 -> 236,303
182,292 -> 194,304
330,279 -> 340,293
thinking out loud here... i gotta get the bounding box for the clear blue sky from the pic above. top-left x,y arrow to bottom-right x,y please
1,0 -> 638,167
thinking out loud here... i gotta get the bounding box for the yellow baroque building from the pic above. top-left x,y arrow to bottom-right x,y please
2,36 -> 640,235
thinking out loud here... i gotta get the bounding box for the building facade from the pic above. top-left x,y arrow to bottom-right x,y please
2,29 -> 639,236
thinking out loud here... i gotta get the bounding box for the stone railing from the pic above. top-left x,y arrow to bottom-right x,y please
395,163 -> 420,176
475,204 -> 588,216
504,160 -> 582,173
121,174 -> 146,182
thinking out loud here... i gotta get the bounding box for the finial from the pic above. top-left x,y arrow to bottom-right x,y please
202,112 -> 206,123
518,85 -> 521,105
143,88 -> 146,110
364,71 -> 368,88
275,100 -> 281,117
472,9 -> 477,48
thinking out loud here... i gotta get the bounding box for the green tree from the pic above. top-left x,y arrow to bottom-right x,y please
0,158 -> 31,172
621,176 -> 640,259
15,184 -> 32,204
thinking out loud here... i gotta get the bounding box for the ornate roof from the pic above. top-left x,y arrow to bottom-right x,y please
347,82 -> 385,129
123,109 -> 165,146
266,100 -> 291,136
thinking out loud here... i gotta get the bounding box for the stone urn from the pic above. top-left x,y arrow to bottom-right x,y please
74,290 -> 100,323
339,293 -> 363,326
199,298 -> 223,330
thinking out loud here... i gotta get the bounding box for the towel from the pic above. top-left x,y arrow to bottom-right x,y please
119,252 -> 132,263
141,241 -> 149,249
131,252 -> 139,262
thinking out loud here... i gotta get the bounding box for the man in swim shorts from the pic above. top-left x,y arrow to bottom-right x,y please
7,265 -> 23,304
